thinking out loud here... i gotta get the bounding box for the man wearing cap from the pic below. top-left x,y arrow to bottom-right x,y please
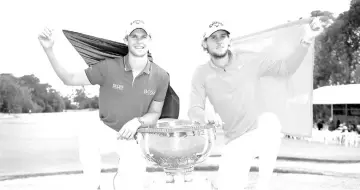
188,19 -> 325,190
38,20 -> 169,190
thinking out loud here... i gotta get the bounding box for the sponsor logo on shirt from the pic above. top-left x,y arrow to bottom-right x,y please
144,89 -> 155,96
112,84 -> 124,91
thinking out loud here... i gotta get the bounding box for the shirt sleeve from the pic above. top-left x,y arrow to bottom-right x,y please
189,66 -> 207,111
257,24 -> 311,77
153,72 -> 170,102
84,60 -> 108,86
187,66 -> 207,122
257,55 -> 289,77
257,44 -> 310,77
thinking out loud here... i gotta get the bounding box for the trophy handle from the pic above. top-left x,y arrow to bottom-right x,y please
196,136 -> 210,158
136,133 -> 154,159
143,133 -> 153,157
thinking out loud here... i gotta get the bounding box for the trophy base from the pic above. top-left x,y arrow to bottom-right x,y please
146,172 -> 213,190
163,167 -> 195,183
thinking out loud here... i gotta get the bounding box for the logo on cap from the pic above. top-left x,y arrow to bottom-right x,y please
130,20 -> 145,25
209,21 -> 224,28
126,20 -> 151,37
203,21 -> 229,39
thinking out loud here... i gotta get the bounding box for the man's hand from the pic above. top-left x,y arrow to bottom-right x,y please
38,27 -> 55,50
193,110 -> 224,128
205,111 -> 224,127
302,16 -> 331,43
118,118 -> 142,140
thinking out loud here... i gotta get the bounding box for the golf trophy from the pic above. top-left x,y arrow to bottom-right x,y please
136,119 -> 218,189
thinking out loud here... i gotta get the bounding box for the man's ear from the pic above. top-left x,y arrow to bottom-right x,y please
146,35 -> 153,50
201,40 -> 208,50
123,35 -> 128,45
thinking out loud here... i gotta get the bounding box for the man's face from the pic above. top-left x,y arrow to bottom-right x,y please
126,28 -> 151,57
205,30 -> 230,58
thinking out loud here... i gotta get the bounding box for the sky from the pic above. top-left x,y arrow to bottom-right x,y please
0,0 -> 351,116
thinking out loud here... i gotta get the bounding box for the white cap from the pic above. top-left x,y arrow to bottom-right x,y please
125,20 -> 151,36
203,21 -> 230,39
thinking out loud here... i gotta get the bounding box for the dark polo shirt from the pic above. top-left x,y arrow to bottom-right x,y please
85,54 -> 170,132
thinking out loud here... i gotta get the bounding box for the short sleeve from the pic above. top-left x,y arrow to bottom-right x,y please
153,73 -> 170,102
84,60 -> 108,86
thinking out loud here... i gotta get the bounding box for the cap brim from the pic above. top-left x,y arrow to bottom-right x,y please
204,28 -> 230,38
127,27 -> 150,36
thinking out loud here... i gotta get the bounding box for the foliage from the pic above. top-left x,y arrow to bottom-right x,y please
0,74 -> 98,113
313,2 -> 360,88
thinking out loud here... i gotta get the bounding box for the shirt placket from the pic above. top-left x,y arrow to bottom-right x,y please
132,73 -> 144,88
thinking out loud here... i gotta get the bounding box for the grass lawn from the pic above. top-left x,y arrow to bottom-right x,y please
0,111 -> 359,177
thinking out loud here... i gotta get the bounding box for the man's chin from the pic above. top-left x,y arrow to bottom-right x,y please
130,50 -> 148,57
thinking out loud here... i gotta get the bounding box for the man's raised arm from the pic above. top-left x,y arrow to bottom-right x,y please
38,27 -> 94,86
258,17 -> 326,78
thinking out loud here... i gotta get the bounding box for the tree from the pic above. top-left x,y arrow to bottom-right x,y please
78,96 -> 99,109
19,74 -> 49,112
62,96 -> 77,110
90,96 -> 99,109
0,74 -> 67,113
0,74 -> 36,113
19,74 -> 65,112
46,89 -> 65,112
71,87 -> 99,109
19,86 -> 40,113
313,4 -> 360,88
351,0 -> 360,6
73,87 -> 87,106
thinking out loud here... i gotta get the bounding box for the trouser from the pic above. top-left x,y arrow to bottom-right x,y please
76,120 -> 148,190
215,112 -> 283,190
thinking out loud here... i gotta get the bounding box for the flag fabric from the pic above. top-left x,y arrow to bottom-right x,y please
230,18 -> 315,137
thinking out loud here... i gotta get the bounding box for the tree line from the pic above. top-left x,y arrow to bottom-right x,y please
0,74 -> 98,113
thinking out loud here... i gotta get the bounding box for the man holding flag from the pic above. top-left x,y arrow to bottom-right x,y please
188,17 -> 326,190
38,20 -> 170,190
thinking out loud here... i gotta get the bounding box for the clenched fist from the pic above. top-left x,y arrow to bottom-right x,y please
38,27 -> 55,49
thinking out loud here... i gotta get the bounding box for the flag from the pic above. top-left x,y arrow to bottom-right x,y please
230,18 -> 315,137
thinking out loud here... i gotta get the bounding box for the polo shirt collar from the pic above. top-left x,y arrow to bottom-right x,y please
123,54 -> 152,74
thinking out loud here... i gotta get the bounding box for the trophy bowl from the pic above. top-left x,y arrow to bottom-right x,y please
136,118 -> 217,183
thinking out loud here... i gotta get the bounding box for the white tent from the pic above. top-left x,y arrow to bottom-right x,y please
312,84 -> 360,105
